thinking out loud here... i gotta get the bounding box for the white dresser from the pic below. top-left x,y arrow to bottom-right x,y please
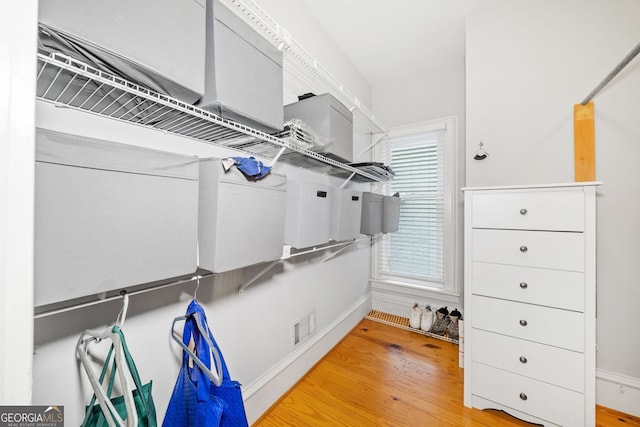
462,183 -> 600,427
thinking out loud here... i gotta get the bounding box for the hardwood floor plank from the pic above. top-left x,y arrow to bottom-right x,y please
596,406 -> 640,427
255,318 -> 640,426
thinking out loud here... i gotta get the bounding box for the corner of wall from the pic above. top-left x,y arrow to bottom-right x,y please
596,369 -> 640,418
242,293 -> 371,424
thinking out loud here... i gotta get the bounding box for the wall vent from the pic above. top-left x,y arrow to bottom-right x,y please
293,312 -> 316,346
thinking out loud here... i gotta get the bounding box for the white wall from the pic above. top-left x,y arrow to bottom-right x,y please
466,0 -> 640,415
29,1 -> 378,424
372,59 -> 465,131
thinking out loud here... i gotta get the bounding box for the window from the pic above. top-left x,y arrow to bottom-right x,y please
373,117 -> 458,293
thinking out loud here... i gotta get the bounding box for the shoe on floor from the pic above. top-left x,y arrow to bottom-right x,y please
409,303 -> 422,329
420,305 -> 434,331
430,306 -> 450,336
446,308 -> 462,340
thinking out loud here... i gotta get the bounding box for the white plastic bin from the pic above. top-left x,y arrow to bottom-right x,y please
383,195 -> 401,233
38,0 -> 206,104
200,0 -> 284,132
285,180 -> 332,248
284,93 -> 353,163
198,158 -> 287,272
360,192 -> 383,235
34,129 -> 199,306
331,189 -> 362,241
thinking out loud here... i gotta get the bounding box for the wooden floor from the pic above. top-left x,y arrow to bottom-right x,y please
255,318 -> 640,427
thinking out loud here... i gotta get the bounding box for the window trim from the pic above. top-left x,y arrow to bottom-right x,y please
371,116 -> 460,297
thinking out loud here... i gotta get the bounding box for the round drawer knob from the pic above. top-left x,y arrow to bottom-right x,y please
519,392 -> 528,401
519,319 -> 528,326
519,356 -> 528,364
519,282 -> 528,289
520,246 -> 528,253
520,208 -> 528,215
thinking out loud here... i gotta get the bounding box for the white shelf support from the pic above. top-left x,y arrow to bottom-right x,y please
238,240 -> 366,294
238,259 -> 282,295
340,171 -> 357,189
359,132 -> 388,158
268,146 -> 287,168
321,240 -> 357,263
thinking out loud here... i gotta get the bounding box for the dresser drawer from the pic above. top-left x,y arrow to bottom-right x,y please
472,329 -> 584,392
472,295 -> 584,352
472,262 -> 585,311
472,363 -> 584,427
472,189 -> 584,231
472,229 -> 585,272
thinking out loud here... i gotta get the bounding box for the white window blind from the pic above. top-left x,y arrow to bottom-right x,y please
376,126 -> 446,287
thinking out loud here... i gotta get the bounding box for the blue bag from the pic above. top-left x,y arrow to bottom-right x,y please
163,301 -> 248,427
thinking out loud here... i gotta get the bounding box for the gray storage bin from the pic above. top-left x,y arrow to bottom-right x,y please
383,195 -> 401,233
198,158 -> 287,272
284,93 -> 354,163
199,0 -> 284,132
38,0 -> 206,104
331,189 -> 362,241
285,180 -> 332,248
360,192 -> 383,235
34,129 -> 199,307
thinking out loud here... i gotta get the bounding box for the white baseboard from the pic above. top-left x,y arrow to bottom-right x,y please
596,368 -> 640,417
242,294 -> 371,424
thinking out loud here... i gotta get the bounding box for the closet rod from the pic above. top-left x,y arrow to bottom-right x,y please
581,40 -> 640,105
34,273 -> 213,319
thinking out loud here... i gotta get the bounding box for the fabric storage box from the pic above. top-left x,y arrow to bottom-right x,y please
360,192 -> 383,235
383,195 -> 401,233
38,0 -> 205,104
199,0 -> 284,132
198,158 -> 287,272
34,129 -> 199,307
285,180 -> 332,248
331,189 -> 362,241
284,93 -> 354,163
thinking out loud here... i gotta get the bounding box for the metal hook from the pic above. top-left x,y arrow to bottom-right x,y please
115,290 -> 129,328
193,276 -> 201,301
474,141 -> 489,160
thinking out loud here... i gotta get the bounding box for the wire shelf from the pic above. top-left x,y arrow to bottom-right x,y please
36,52 -> 384,182
366,297 -> 460,345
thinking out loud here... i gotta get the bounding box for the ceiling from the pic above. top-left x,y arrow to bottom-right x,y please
301,0 -> 502,86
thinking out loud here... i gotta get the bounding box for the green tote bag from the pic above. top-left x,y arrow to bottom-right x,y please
81,325 -> 157,427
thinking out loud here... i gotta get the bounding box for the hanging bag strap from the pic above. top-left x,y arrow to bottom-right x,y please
185,301 -> 229,382
79,331 -> 132,427
189,302 -> 249,427
189,305 -> 230,382
198,318 -> 231,382
111,325 -> 152,423
81,345 -> 119,427
182,314 -> 212,404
